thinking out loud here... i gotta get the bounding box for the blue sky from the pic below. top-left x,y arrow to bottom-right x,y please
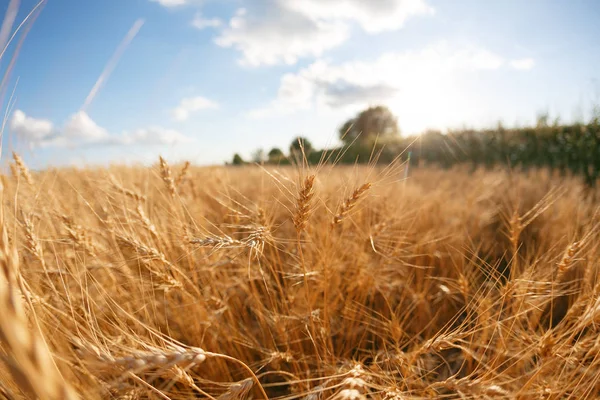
1,0 -> 599,168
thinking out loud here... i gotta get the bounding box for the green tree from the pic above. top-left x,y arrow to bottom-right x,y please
289,136 -> 314,158
338,118 -> 355,143
267,147 -> 285,163
339,105 -> 400,145
232,153 -> 244,165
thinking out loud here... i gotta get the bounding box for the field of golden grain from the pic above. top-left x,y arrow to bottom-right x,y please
1,155 -> 599,399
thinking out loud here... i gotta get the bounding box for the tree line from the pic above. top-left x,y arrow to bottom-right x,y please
229,105 -> 600,187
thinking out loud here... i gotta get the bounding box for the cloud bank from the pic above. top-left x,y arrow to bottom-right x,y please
248,42 -> 526,118
10,110 -> 193,149
211,0 -> 434,66
171,96 -> 219,121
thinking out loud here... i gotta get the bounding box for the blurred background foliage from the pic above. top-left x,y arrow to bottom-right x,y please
231,105 -> 600,187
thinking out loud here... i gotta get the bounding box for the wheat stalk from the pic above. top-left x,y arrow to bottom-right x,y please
557,241 -> 582,279
12,152 -> 34,186
293,175 -> 315,233
0,219 -> 78,400
332,183 -> 371,227
61,215 -> 97,257
159,156 -> 176,197
175,161 -> 190,187
218,378 -> 253,400
20,211 -> 45,268
109,174 -> 146,202
86,347 -> 207,372
135,205 -> 159,240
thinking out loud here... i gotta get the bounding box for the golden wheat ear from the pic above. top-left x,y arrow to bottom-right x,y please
12,152 -> 34,186
293,174 -> 315,233
175,161 -> 191,187
0,221 -> 79,400
332,183 -> 371,228
158,156 -> 176,197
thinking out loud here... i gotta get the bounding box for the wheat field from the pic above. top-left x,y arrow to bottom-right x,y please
0,154 -> 599,399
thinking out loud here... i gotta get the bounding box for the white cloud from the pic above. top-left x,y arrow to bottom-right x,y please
510,58 -> 535,70
172,96 -> 219,121
10,110 -> 193,149
64,111 -> 110,141
155,0 -> 434,67
192,13 -> 222,29
215,7 -> 349,67
248,42 -> 510,118
322,82 -> 400,108
214,0 -> 433,67
247,73 -> 315,118
286,0 -> 434,33
9,110 -> 54,142
121,127 -> 193,145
